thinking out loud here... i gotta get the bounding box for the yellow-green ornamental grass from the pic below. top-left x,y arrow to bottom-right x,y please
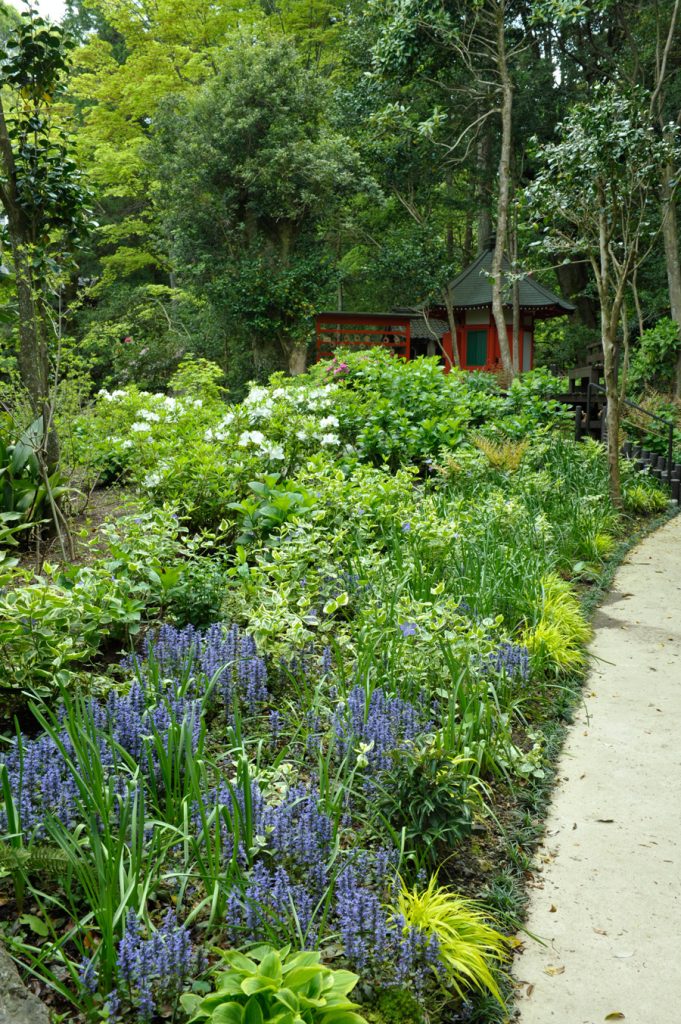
394,876 -> 510,1006
523,572 -> 592,673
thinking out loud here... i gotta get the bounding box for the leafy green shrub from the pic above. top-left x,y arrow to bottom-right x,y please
369,987 -> 424,1024
0,563 -> 146,709
394,876 -> 509,1005
169,356 -> 226,401
229,476 -> 317,545
181,945 -> 369,1024
1,415 -> 69,543
164,554 -> 228,628
0,507 -> 195,710
628,318 -> 680,393
374,742 -> 484,871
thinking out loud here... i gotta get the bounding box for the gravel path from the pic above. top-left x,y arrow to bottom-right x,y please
514,513 -> 681,1024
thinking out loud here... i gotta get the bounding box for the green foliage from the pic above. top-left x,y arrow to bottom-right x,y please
394,875 -> 509,1005
75,285 -> 208,392
230,477 -> 317,545
525,86 -> 678,265
0,506 -> 195,710
152,38 -> 363,381
628,318 -> 681,394
0,13 -> 91,249
622,479 -> 669,515
374,742 -> 484,871
522,573 -> 592,675
170,356 -> 226,402
369,987 -> 424,1024
181,945 -> 368,1024
0,415 -> 69,544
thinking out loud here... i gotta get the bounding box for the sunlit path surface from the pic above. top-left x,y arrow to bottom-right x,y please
515,513 -> 681,1023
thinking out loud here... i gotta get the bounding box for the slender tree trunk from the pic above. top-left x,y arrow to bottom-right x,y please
603,318 -> 622,506
660,162 -> 681,396
441,286 -> 461,368
593,212 -> 623,506
511,213 -> 520,374
490,0 -> 514,384
476,131 -> 492,254
445,169 -> 455,263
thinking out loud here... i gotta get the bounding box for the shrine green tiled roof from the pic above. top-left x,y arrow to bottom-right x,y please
447,248 -> 575,313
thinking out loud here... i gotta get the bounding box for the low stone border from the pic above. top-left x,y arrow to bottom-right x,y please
0,944 -> 50,1024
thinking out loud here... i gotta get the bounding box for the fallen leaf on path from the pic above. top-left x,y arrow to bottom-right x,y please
596,818 -> 614,823
526,984 -> 534,997
593,927 -> 607,935
613,951 -> 634,959
605,1014 -> 625,1020
549,905 -> 557,913
544,965 -> 565,976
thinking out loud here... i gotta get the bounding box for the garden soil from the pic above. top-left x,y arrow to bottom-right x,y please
514,512 -> 681,1023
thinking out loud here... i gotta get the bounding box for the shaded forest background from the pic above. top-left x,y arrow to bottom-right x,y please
1,0 -> 680,402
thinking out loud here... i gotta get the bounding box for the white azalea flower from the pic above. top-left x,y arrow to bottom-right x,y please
249,402 -> 273,420
244,386 -> 269,405
319,415 -> 339,429
239,430 -> 265,447
320,433 -> 340,446
260,442 -> 285,460
131,422 -> 152,432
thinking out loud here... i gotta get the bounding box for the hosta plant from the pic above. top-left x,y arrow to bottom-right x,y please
181,944 -> 369,1024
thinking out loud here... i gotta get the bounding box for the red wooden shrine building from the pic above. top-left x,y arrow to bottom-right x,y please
314,248 -> 574,373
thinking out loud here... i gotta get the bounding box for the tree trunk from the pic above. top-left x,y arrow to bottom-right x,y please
660,162 -> 681,396
510,214 -> 520,374
287,343 -> 308,376
490,0 -> 514,384
440,286 -> 461,369
11,241 -> 50,410
603,317 -> 622,507
593,212 -> 623,507
476,131 -> 492,254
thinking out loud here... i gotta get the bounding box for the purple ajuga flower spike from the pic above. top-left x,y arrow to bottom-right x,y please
78,956 -> 98,994
332,686 -> 426,775
111,909 -> 199,1020
483,640 -> 530,681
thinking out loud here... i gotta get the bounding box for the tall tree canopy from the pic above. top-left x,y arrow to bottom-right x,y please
152,39 -> 362,383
